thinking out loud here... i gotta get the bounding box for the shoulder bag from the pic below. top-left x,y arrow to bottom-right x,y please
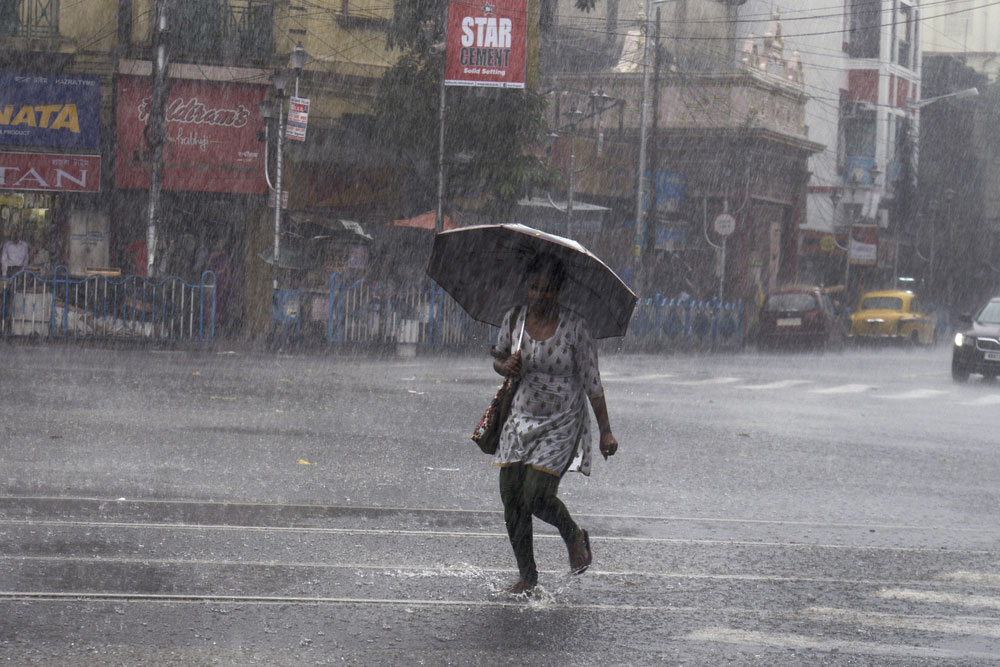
471,307 -> 525,454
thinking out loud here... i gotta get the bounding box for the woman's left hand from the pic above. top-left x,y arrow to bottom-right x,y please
599,431 -> 618,460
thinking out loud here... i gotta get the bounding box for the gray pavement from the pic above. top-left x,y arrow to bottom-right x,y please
0,343 -> 998,665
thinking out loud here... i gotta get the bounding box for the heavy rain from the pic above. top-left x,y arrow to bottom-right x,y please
1,0 -> 999,665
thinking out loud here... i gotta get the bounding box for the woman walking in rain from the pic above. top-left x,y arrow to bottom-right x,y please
491,252 -> 619,596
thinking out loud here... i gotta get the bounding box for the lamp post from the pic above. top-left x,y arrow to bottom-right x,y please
564,106 -> 584,238
258,45 -> 310,291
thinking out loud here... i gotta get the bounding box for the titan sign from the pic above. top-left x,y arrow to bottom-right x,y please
445,0 -> 527,88
115,76 -> 268,194
0,73 -> 102,149
0,152 -> 101,192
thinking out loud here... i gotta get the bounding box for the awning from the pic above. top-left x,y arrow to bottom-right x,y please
387,211 -> 458,231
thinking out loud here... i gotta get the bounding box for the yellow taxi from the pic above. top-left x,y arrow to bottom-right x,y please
848,290 -> 935,345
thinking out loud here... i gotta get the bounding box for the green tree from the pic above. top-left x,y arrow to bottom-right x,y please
375,1 -> 595,222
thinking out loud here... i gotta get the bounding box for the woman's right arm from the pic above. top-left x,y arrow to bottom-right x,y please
493,351 -> 521,377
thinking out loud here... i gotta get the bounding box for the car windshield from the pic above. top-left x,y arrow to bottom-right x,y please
976,301 -> 1000,324
860,296 -> 902,311
765,293 -> 817,312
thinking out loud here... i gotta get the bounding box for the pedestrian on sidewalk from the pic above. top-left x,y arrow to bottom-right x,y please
491,252 -> 619,596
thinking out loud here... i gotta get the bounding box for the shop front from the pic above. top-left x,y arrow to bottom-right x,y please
113,61 -> 270,338
0,73 -> 105,280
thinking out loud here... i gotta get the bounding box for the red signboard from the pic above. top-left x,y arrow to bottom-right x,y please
0,152 -> 101,192
444,0 -> 527,89
115,76 -> 268,194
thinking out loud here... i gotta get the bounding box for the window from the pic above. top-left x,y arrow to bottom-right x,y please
897,3 -> 913,68
844,107 -> 877,158
765,293 -> 819,313
0,0 -> 59,39
848,0 -> 880,59
172,0 -> 273,63
861,296 -> 903,311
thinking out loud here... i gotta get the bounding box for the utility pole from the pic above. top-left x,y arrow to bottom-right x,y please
146,0 -> 170,279
634,0 -> 652,293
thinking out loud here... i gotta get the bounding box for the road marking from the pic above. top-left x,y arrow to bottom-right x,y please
3,520 -> 997,555
878,588 -> 1000,610
938,571 -> 1000,586
880,389 -> 947,400
669,377 -> 741,386
739,380 -> 813,390
962,394 -> 1000,406
603,373 -> 676,382
805,606 -> 1000,639
811,383 -> 874,394
684,627 -> 998,660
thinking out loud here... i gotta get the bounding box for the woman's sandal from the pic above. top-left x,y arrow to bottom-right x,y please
503,578 -> 536,596
569,529 -> 592,574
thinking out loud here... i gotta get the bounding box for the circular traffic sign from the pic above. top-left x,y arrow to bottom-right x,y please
713,213 -> 737,237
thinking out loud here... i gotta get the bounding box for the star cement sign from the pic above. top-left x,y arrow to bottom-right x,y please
445,0 -> 527,88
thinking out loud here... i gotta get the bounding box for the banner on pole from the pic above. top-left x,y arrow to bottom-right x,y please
287,96 -> 309,142
445,0 -> 527,88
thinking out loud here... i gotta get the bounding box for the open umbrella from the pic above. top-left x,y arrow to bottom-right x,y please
426,223 -> 637,338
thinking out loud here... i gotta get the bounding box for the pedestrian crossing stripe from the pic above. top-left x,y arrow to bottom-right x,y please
739,380 -> 813,390
880,389 -> 948,400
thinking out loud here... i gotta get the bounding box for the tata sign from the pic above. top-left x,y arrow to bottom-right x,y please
445,0 -> 527,88
0,152 -> 101,192
115,76 -> 268,194
0,73 -> 102,149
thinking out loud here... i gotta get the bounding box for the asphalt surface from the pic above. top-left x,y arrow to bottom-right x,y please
0,342 -> 998,665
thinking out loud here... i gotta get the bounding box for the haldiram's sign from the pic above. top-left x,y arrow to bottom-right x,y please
445,0 -> 527,88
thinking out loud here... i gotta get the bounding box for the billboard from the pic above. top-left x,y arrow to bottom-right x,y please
445,0 -> 527,88
0,152 -> 101,192
0,73 -> 102,149
115,76 -> 268,194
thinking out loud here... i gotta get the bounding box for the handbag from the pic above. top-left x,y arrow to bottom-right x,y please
472,307 -> 525,455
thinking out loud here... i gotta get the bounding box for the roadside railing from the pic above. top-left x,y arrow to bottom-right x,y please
324,274 -> 743,353
1,266 -> 216,343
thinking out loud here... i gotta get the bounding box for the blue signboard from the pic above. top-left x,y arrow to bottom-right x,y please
0,73 -> 102,149
641,170 -> 687,214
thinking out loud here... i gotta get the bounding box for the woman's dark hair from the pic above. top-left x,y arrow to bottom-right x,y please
526,252 -> 566,291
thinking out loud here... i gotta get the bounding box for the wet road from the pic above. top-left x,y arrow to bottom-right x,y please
1,343 -> 998,665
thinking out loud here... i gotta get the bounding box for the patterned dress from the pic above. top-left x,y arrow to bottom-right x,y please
493,306 -> 605,477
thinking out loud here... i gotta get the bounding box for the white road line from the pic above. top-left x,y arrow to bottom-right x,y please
603,373 -> 676,382
739,380 -> 813,390
880,388 -> 948,400
962,394 -> 1000,406
811,383 -> 875,394
684,627 -> 998,660
669,377 -> 741,386
806,606 -> 1000,639
878,588 -> 1000,610
938,571 -> 1000,586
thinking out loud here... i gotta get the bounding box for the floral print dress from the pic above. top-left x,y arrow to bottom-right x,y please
493,306 -> 605,477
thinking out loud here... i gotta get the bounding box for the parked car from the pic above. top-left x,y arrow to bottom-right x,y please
848,290 -> 935,345
758,286 -> 845,350
951,296 -> 1000,382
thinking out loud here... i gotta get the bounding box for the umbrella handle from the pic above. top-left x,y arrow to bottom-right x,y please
513,306 -> 526,353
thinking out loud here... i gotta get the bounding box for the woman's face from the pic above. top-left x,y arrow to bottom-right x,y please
526,271 -> 558,311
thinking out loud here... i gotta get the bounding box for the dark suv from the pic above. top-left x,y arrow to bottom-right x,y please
758,286 -> 845,350
952,296 -> 1000,382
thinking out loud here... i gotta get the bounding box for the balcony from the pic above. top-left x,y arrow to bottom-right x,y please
171,0 -> 274,66
0,0 -> 60,39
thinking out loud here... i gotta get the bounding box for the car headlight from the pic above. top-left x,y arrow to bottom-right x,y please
954,332 -> 967,347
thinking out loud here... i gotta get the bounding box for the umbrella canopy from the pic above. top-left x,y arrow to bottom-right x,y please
426,223 -> 637,339
389,211 -> 458,231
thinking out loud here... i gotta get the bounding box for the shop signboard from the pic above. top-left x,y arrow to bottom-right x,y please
0,152 -> 101,192
115,76 -> 268,194
445,0 -> 527,88
0,73 -> 102,149
848,225 -> 878,266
